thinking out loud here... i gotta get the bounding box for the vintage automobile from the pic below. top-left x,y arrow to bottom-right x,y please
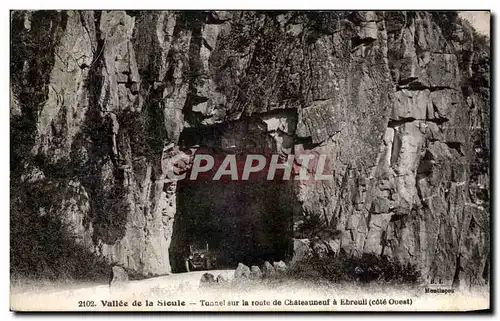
184,242 -> 217,272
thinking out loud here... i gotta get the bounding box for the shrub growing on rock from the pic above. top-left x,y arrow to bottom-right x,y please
287,252 -> 421,285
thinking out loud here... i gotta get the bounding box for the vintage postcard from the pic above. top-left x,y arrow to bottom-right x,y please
9,10 -> 491,312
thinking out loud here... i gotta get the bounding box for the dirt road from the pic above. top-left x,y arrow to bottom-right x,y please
10,269 -> 489,312
10,269 -> 235,311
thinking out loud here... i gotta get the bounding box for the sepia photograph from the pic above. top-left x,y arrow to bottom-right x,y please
9,9 -> 491,312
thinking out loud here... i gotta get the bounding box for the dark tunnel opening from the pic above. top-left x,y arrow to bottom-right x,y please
168,120 -> 297,273
169,179 -> 294,272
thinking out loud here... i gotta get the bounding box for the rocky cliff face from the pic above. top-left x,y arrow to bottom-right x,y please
10,11 -> 489,287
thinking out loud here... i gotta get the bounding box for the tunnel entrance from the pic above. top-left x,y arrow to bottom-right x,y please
170,179 -> 294,272
169,120 -> 297,272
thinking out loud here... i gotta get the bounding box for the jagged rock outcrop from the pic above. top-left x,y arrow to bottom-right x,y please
234,263 -> 251,279
109,265 -> 129,287
10,11 -> 489,288
273,261 -> 288,273
199,272 -> 216,287
262,261 -> 276,277
250,266 -> 263,279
